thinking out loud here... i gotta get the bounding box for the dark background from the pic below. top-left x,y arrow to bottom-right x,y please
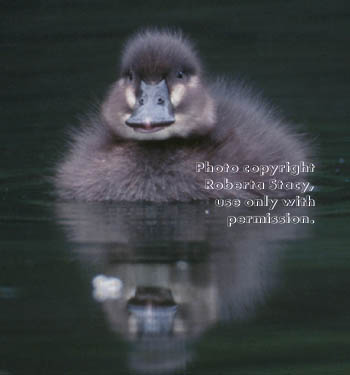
1,1 -> 350,374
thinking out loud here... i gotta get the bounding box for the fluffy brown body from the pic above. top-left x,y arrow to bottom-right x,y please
55,30 -> 310,202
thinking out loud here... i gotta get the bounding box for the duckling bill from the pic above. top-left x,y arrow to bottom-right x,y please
126,80 -> 175,132
55,29 -> 311,202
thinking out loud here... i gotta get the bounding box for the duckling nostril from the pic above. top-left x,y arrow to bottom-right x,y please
157,97 -> 165,105
139,98 -> 145,105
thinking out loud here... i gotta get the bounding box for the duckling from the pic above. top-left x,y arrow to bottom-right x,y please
55,29 -> 310,202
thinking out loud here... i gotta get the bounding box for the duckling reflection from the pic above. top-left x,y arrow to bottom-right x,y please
55,202 -> 308,373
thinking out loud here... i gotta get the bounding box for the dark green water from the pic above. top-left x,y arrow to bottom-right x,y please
1,1 -> 350,374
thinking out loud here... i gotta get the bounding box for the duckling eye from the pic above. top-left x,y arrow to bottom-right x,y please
127,71 -> 133,81
176,71 -> 184,79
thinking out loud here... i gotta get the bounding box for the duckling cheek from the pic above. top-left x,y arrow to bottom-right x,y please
118,78 -> 125,87
125,87 -> 136,109
170,84 -> 186,107
188,75 -> 199,88
121,113 -> 130,123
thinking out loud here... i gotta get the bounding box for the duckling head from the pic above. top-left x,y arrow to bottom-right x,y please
102,29 -> 216,141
